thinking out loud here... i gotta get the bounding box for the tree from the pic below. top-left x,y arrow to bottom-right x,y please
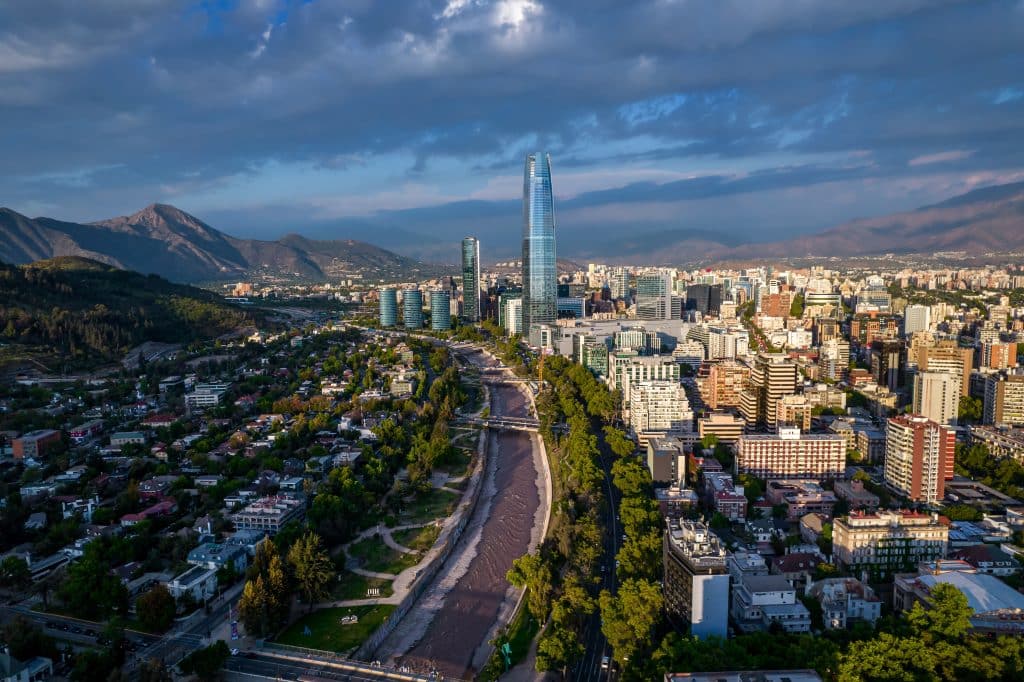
0,555 -> 30,590
958,395 -> 983,423
599,579 -> 663,667
287,530 -> 334,611
1,616 -> 59,661
178,640 -> 230,681
507,553 -> 555,622
136,584 -> 176,633
58,549 -> 128,620
907,583 -> 973,641
137,659 -> 173,682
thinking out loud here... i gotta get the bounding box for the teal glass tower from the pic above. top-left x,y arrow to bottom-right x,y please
461,237 -> 482,322
379,288 -> 398,327
522,152 -> 557,341
430,290 -> 451,331
403,289 -> 423,329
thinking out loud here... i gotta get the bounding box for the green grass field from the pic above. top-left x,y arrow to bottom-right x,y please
401,488 -> 458,524
329,571 -> 394,601
392,524 -> 441,554
276,605 -> 395,654
347,537 -> 419,575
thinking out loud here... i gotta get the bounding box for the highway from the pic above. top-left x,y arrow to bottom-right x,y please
574,427 -> 622,682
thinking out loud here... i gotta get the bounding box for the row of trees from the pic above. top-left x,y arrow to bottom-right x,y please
237,531 -> 333,636
506,355 -> 618,674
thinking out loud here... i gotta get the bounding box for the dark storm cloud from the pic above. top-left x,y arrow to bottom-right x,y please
0,0 -> 1022,237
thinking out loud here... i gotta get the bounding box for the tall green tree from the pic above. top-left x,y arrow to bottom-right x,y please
287,530 -> 334,611
599,579 -> 663,667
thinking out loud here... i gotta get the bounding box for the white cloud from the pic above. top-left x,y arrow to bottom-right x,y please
907,149 -> 975,167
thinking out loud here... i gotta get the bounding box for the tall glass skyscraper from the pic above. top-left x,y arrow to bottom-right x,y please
403,289 -> 423,329
461,237 -> 482,322
430,290 -> 451,331
379,288 -> 398,327
522,152 -> 557,344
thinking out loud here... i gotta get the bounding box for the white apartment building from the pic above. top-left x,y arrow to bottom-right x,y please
913,370 -> 960,425
629,381 -> 694,438
735,427 -> 845,481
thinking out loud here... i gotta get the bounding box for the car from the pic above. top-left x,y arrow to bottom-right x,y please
230,648 -> 240,656
45,622 -> 58,629
601,656 -> 611,670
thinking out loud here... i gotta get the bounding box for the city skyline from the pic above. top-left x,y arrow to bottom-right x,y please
2,1 -> 1022,254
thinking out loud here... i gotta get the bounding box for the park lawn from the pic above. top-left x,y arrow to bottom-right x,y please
348,537 -> 419,575
392,525 -> 441,554
276,605 -> 395,654
330,571 -> 394,601
401,488 -> 458,524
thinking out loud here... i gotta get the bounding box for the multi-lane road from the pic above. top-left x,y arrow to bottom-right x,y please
575,425 -> 623,682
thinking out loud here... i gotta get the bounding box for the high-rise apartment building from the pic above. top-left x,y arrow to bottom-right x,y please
629,381 -> 694,438
429,290 -> 451,331
980,341 -> 1018,370
663,519 -> 730,639
983,372 -> 1024,426
707,326 -> 750,360
608,352 -> 681,407
701,360 -> 750,410
461,237 -> 482,322
402,289 -> 423,329
503,297 -> 523,337
379,288 -> 398,327
912,371 -> 960,425
918,342 -> 973,397
903,304 -> 931,335
609,266 -> 629,300
735,427 -> 845,481
833,511 -> 948,580
522,152 -> 557,345
739,353 -> 799,429
883,415 -> 955,504
819,338 -> 850,381
637,272 -> 673,320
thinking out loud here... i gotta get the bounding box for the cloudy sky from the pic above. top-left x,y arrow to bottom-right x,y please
2,0 -> 1024,260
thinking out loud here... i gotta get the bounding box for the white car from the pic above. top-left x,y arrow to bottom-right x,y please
601,656 -> 611,670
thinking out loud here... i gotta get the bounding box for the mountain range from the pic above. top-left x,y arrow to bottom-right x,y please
0,203 -> 448,283
2,180 -> 1024,280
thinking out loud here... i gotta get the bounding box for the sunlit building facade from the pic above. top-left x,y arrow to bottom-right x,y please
522,152 -> 557,346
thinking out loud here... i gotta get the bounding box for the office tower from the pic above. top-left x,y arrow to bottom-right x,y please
833,511 -> 948,580
629,381 -> 693,438
379,288 -> 398,327
870,339 -> 906,392
461,237 -> 482,322
913,371 -> 959,425
429,290 -> 451,331
663,520 -> 729,639
903,304 -> 931,335
884,415 -> 955,504
522,152 -> 557,345
735,427 -> 845,480
556,296 -> 586,319
739,352 -> 799,430
497,290 -> 521,331
685,283 -> 723,316
983,372 -> 1024,426
919,342 -> 973,397
613,327 -> 661,355
402,289 -> 423,329
637,272 -> 673,320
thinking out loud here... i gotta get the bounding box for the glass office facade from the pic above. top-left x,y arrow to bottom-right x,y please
522,152 -> 557,344
430,290 -> 451,331
403,289 -> 423,329
379,288 -> 398,327
461,237 -> 482,322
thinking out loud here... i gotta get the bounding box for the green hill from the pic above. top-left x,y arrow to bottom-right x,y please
0,257 -> 256,365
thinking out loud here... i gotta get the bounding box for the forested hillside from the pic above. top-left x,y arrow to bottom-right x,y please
0,257 -> 255,364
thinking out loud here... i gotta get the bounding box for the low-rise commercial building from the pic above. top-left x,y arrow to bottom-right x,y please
730,574 -> 811,634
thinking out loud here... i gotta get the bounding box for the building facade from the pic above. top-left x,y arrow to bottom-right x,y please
403,289 -> 424,329
522,152 -> 557,345
735,427 -> 845,480
883,415 -> 955,504
430,290 -> 452,331
461,236 -> 482,322
663,520 -> 730,639
379,288 -> 398,327
833,511 -> 949,580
